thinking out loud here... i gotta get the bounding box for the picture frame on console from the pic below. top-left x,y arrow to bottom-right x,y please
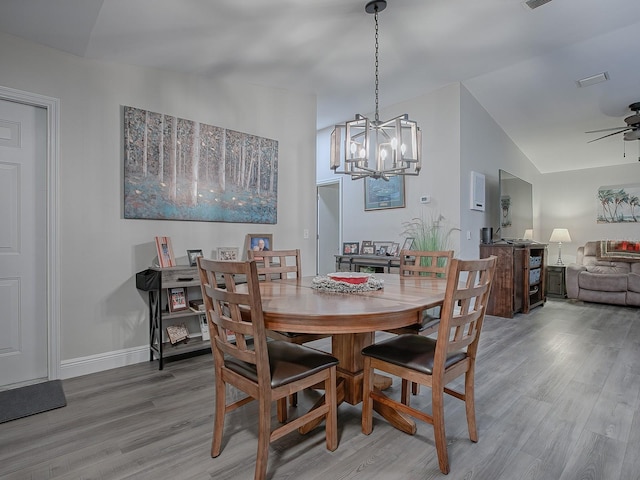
343,242 -> 359,255
187,249 -> 203,267
243,233 -> 273,259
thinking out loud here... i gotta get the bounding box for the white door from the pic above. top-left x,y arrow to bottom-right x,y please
0,99 -> 48,387
317,181 -> 341,275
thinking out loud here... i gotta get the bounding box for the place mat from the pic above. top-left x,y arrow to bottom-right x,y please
311,275 -> 384,293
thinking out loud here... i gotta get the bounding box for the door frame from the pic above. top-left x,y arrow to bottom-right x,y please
316,178 -> 342,274
0,85 -> 60,380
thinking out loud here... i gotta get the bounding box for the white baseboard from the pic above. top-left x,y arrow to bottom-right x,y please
60,345 -> 150,379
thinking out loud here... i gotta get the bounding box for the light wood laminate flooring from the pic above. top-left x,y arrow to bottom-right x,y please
1,299 -> 639,479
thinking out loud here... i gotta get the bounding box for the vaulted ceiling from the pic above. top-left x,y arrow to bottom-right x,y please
2,0 -> 639,173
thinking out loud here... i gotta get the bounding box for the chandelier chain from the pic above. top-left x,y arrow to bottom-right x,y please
374,8 -> 380,123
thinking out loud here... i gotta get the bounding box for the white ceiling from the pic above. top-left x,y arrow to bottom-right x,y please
2,0 -> 640,173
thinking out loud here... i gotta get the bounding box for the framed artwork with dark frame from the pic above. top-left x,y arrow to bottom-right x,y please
401,237 -> 415,251
342,242 -> 359,255
168,287 -> 188,313
364,176 -> 405,211
243,234 -> 273,259
187,249 -> 203,267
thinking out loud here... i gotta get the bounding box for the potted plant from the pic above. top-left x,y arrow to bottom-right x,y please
401,213 -> 459,271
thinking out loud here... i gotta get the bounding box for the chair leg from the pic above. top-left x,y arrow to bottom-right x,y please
401,379 -> 410,406
289,392 -> 298,407
361,357 -> 374,435
432,386 -> 450,474
465,366 -> 478,442
412,381 -> 420,395
277,397 -> 287,423
255,395 -> 272,480
211,379 -> 226,458
325,367 -> 338,451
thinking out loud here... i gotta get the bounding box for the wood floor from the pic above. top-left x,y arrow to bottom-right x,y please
2,299 -> 639,479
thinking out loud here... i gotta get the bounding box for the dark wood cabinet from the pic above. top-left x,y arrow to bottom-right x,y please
546,265 -> 567,298
479,243 -> 547,318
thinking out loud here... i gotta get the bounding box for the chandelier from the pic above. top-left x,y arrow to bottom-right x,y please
330,0 -> 421,181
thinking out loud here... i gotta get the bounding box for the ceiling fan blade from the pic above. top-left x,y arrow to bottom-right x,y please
587,128 -> 630,143
585,126 -> 630,134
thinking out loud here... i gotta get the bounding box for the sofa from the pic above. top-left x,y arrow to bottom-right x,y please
566,241 -> 640,306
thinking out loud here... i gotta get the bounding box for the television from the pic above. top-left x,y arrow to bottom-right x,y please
498,169 -> 533,241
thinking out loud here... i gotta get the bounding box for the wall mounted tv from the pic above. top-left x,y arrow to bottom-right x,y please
498,169 -> 533,241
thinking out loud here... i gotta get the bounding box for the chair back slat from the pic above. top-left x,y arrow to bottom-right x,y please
248,248 -> 302,281
197,257 -> 270,377
435,256 -> 496,366
399,249 -> 454,278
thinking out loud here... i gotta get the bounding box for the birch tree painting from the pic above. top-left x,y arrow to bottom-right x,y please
124,106 -> 278,223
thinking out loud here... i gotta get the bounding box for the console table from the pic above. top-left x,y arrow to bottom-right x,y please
334,254 -> 401,273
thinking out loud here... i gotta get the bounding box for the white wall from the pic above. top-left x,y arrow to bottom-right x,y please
0,32 -> 318,371
539,164 -> 640,265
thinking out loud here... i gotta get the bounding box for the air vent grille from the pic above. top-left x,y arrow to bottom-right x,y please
523,0 -> 552,10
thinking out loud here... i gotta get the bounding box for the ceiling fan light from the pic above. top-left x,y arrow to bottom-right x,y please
623,130 -> 640,141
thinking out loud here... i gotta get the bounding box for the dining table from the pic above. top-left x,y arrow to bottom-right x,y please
248,272 -> 448,434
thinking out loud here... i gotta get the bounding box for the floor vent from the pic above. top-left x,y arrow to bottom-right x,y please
523,0 -> 552,10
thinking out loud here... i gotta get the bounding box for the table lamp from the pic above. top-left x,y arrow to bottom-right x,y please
523,229 -> 534,240
549,228 -> 571,265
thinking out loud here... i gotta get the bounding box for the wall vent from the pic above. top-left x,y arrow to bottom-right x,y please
523,0 -> 553,10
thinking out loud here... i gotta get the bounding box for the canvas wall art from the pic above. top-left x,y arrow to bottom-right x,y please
597,184 -> 640,223
124,106 -> 278,223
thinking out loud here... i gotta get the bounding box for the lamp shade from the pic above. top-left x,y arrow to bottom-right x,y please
523,229 -> 534,240
549,228 -> 571,243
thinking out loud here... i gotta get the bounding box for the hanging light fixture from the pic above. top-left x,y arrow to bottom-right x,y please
330,0 -> 421,181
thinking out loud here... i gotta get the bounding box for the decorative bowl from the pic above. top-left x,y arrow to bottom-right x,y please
327,272 -> 370,284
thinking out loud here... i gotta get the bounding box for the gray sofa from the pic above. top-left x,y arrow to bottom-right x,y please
566,241 -> 640,306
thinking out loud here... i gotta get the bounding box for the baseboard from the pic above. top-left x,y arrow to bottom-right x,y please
60,345 -> 150,379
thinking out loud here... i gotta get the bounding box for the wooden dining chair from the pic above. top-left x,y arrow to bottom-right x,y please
247,248 -> 332,417
197,257 -> 338,480
361,256 -> 497,475
385,249 -> 454,397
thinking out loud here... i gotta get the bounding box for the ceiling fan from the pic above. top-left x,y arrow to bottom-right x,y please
586,102 -> 640,143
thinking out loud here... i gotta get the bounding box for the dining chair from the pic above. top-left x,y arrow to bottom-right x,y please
197,257 -> 339,480
247,248 -> 333,418
361,255 -> 497,475
385,249 -> 454,398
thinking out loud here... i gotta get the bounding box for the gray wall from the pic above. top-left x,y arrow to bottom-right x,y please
0,32 -> 318,374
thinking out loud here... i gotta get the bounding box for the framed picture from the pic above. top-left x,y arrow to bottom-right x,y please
364,176 -> 405,211
401,237 -> 415,251
374,241 -> 393,255
243,234 -> 273,259
217,247 -> 239,261
342,242 -> 359,255
155,236 -> 176,268
378,245 -> 388,256
362,245 -> 375,255
187,249 -> 203,267
166,323 -> 189,345
388,242 -> 400,256
168,287 -> 188,313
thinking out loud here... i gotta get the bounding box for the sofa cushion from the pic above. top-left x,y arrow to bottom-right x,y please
578,272 -> 627,292
632,263 -> 640,274
585,262 -> 631,274
627,291 -> 640,307
580,289 -> 627,305
628,273 -> 640,294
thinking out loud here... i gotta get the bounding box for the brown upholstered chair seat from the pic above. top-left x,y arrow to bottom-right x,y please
362,334 -> 466,375
226,341 -> 338,388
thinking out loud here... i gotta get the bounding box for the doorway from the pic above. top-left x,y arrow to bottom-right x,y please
0,86 -> 60,388
316,179 -> 341,275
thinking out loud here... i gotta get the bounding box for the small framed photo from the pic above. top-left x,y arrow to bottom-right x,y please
187,249 -> 203,267
402,237 -> 415,251
168,287 -> 188,313
378,245 -> 388,256
362,245 -> 375,255
388,242 -> 400,256
243,234 -> 273,259
217,247 -> 239,261
155,236 -> 176,268
342,242 -> 359,255
374,241 -> 393,255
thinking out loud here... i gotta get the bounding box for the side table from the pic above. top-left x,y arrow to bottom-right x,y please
546,264 -> 567,298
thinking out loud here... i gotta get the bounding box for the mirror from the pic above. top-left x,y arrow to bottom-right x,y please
498,169 -> 533,240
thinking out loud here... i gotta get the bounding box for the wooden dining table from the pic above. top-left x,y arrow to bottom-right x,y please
248,272 -> 448,434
